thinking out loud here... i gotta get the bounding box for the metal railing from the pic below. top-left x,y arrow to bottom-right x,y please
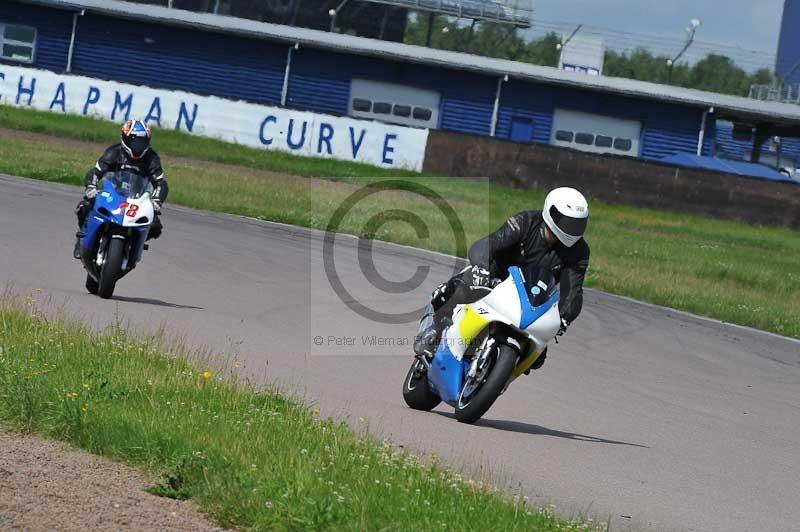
749,83 -> 800,105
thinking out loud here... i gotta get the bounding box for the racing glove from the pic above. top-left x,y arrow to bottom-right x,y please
84,185 -> 97,200
152,199 -> 162,214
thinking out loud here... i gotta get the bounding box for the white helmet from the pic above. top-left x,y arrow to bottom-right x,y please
542,187 -> 589,247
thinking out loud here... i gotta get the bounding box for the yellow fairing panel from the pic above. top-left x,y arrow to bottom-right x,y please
458,305 -> 489,344
513,349 -> 543,378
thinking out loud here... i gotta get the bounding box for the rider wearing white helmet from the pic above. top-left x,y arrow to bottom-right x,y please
413,187 -> 591,370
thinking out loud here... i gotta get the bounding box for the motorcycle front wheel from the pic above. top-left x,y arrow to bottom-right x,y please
402,358 -> 441,411
455,344 -> 517,424
98,238 -> 124,299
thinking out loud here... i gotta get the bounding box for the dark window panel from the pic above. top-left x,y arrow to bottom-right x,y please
595,135 -> 613,148
373,102 -> 391,114
614,138 -> 633,151
352,98 -> 372,112
555,130 -> 574,142
575,133 -> 594,145
413,107 -> 433,120
393,104 -> 411,117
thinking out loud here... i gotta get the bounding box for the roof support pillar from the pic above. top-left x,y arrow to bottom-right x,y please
281,43 -> 298,107
750,125 -> 770,163
490,74 -> 508,137
66,9 -> 84,73
696,106 -> 713,156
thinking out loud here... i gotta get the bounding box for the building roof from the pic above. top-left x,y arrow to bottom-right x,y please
20,0 -> 800,130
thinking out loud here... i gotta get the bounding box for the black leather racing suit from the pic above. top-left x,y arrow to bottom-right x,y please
76,144 -> 169,239
426,210 -> 590,346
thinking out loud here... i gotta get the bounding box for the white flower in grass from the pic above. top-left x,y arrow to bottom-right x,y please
337,495 -> 345,503
265,501 -> 273,508
251,464 -> 257,470
300,448 -> 308,455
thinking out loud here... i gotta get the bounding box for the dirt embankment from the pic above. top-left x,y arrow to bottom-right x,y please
0,430 -> 223,532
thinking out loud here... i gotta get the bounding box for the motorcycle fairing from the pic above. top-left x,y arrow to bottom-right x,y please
79,177 -> 153,273
427,266 -> 561,404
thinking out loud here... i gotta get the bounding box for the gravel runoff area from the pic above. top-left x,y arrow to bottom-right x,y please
0,430 -> 223,532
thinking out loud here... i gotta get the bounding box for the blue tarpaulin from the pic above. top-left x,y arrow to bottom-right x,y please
660,153 -> 797,183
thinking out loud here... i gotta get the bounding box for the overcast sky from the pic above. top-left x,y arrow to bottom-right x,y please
535,0 -> 785,54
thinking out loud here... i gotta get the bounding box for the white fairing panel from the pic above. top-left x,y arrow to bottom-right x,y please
121,194 -> 154,227
526,302 -> 561,345
479,279 -> 522,325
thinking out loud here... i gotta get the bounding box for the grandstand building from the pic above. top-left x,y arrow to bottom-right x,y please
4,0 -> 800,179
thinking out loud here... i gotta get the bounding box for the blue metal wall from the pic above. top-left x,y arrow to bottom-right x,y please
715,122 -> 800,164
5,0 -> 714,161
496,81 -> 709,159
289,47 -> 496,135
70,14 -> 287,104
776,0 -> 800,84
0,2 -> 72,72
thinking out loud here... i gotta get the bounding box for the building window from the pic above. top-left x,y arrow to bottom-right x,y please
0,23 -> 36,63
393,104 -> 411,117
349,79 -> 440,128
614,138 -> 633,151
595,135 -> 613,148
412,107 -> 433,121
555,130 -> 574,142
575,133 -> 594,145
352,98 -> 372,112
372,102 -> 391,114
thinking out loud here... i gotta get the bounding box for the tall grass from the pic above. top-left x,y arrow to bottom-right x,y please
0,299 -> 603,531
1,104 -> 799,339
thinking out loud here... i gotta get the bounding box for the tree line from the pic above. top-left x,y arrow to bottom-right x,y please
403,17 -> 773,97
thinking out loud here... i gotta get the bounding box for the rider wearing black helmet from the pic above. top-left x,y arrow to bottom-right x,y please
413,187 -> 591,370
73,118 -> 169,258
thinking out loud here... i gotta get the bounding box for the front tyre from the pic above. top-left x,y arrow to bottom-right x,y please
97,238 -> 124,299
403,359 -> 441,411
85,274 -> 99,295
455,344 -> 517,424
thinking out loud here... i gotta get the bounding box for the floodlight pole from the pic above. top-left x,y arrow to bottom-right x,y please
329,0 -> 351,32
425,13 -> 435,47
668,19 -> 700,84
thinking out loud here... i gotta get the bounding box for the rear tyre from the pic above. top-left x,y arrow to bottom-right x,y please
85,274 -> 99,295
455,344 -> 517,424
97,238 -> 124,299
403,359 -> 441,411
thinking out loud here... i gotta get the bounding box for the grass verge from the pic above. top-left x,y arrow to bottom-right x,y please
1,104 -> 799,339
0,298 -> 603,531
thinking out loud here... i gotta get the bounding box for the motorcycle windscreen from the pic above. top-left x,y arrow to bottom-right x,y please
106,171 -> 150,199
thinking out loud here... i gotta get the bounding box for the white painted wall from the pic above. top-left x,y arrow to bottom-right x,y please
0,65 -> 430,171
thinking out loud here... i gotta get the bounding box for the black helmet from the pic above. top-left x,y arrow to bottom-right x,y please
121,118 -> 151,160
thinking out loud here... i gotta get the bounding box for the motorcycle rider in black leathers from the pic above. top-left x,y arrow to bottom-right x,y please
413,187 -> 590,371
73,118 -> 169,259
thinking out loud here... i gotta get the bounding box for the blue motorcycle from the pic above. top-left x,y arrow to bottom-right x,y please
77,171 -> 155,299
403,266 -> 562,424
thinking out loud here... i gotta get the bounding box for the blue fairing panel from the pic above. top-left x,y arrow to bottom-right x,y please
428,339 -> 467,404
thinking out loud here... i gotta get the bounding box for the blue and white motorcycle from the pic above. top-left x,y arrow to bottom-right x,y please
403,265 -> 561,424
77,171 -> 155,299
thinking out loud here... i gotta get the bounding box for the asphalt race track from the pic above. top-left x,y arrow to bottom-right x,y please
2,174 -> 799,532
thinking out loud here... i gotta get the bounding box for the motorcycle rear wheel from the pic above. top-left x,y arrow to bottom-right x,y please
98,238 -> 124,299
455,344 -> 517,424
403,359 -> 441,411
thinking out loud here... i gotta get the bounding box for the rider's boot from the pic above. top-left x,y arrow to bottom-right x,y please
413,304 -> 438,360
73,225 -> 85,260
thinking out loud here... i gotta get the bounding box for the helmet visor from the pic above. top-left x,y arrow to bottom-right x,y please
549,205 -> 587,237
125,136 -> 150,158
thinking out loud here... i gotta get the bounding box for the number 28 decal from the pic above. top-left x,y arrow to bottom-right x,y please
119,202 -> 139,217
